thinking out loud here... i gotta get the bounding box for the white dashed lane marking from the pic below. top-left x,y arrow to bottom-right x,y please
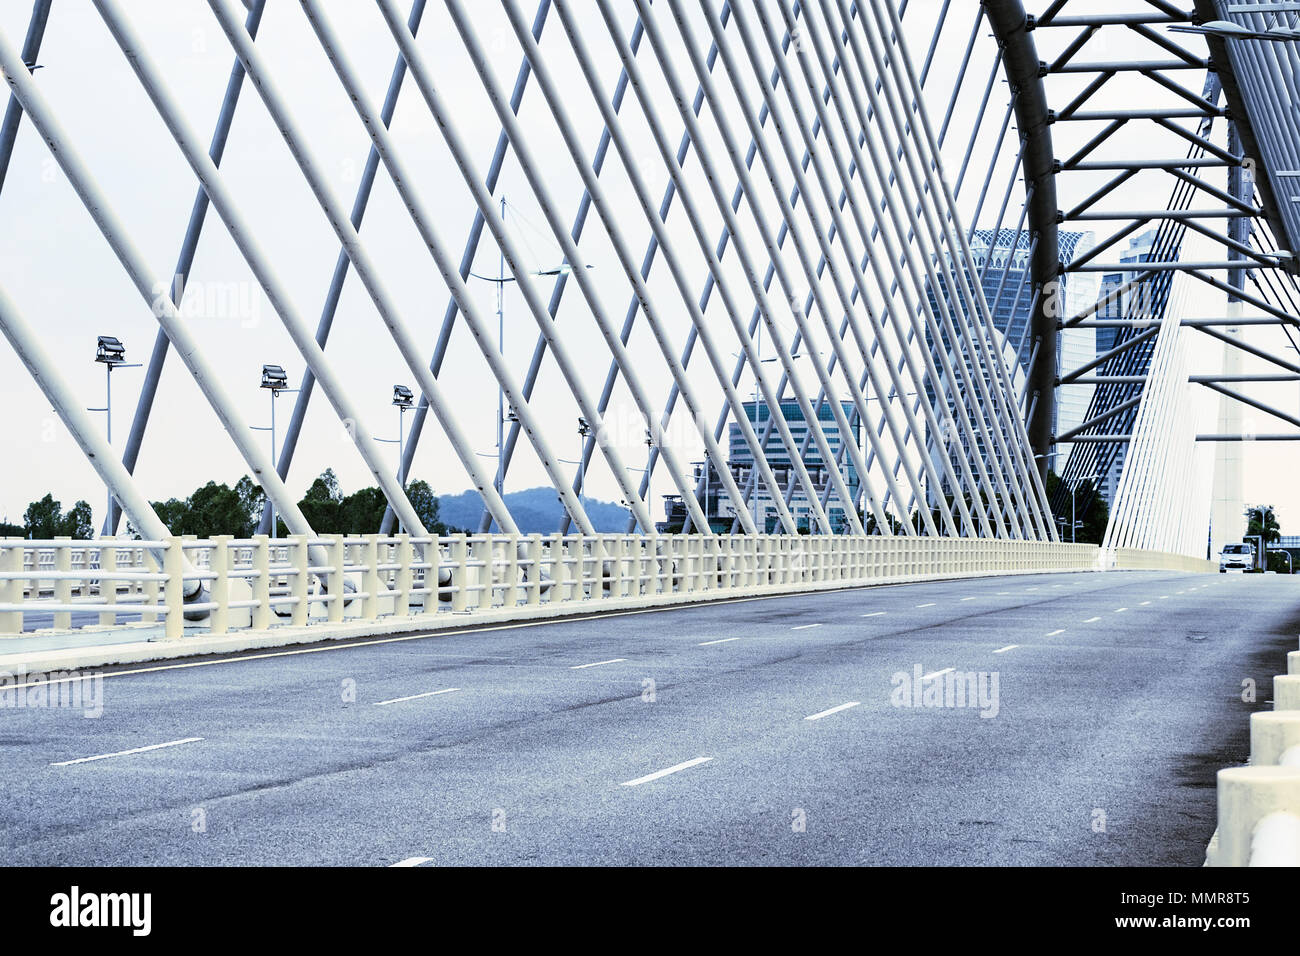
51,737 -> 203,767
805,702 -> 861,721
621,757 -> 713,787
374,688 -> 460,706
570,659 -> 627,670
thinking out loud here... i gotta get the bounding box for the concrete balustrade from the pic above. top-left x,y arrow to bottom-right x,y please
0,535 -> 1212,651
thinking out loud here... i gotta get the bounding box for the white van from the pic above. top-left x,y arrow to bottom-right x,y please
1219,542 -> 1254,573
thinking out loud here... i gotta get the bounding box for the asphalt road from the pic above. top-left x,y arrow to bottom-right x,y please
1,570 -> 1295,866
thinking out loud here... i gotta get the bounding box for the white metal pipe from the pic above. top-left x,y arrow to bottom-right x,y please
601,0 -> 872,536
0,29 -> 323,565
870,0 -> 1058,539
307,0 -> 646,536
801,0 -> 1029,538
92,0 -> 431,547
202,0 -> 521,538
439,0 -> 735,537
721,1 -> 952,537
0,284 -> 201,593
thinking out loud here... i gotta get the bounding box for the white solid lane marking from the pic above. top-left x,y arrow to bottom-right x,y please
390,857 -> 433,867
570,658 -> 627,669
993,644 -> 1018,654
1047,629 -> 1065,637
862,612 -> 886,617
374,688 -> 460,706
792,623 -> 822,630
621,756 -> 713,787
916,602 -> 937,608
805,701 -> 861,721
922,667 -> 955,681
51,737 -> 203,767
1083,616 -> 1101,623
698,637 -> 739,646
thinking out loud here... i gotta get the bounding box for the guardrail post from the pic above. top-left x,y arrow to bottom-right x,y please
525,534 -> 543,606
546,533 -> 565,604
163,536 -> 185,640
1276,675 -> 1300,711
141,546 -> 161,625
472,537 -> 493,611
504,534 -> 520,608
97,540 -> 118,626
210,535 -> 231,636
449,534 -> 469,612
251,535 -> 272,631
290,534 -> 310,626
53,538 -> 72,630
1213,766 -> 1300,866
394,533 -> 413,620
326,535 -> 346,624
1251,711 -> 1300,766
0,538 -> 23,634
360,535 -> 380,621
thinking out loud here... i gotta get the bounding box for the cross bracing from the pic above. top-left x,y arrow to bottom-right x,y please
1,0 -> 1295,558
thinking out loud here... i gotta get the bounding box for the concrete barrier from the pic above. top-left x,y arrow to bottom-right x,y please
1213,766 -> 1300,866
1275,675 -> 1300,711
1251,711 -> 1300,766
1290,650 -> 1300,676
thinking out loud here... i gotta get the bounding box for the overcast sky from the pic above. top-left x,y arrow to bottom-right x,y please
0,0 -> 1294,541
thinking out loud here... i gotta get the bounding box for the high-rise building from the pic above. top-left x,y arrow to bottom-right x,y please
658,399 -> 863,534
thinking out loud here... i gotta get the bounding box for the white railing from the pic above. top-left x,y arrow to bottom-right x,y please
0,533 -> 1214,642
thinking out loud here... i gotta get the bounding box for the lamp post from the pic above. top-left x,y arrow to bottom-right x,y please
90,336 -> 141,535
468,196 -> 588,497
253,364 -> 296,538
391,384 -> 414,485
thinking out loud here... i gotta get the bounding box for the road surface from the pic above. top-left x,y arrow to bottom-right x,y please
1,569 -> 1293,865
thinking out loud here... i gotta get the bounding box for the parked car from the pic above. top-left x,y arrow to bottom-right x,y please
1219,542 -> 1254,573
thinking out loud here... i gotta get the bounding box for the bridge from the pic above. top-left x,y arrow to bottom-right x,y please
0,0 -> 1298,869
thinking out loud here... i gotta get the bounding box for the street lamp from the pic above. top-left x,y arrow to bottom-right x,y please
392,384 -> 413,485
253,364 -> 296,538
468,196 -> 591,497
90,335 -> 141,535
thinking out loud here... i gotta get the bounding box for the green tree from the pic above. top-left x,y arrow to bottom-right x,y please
234,475 -> 266,536
1245,504 -> 1280,545
62,500 -> 94,539
23,494 -> 64,539
340,486 -> 387,534
404,479 -> 449,534
298,468 -> 343,533
184,481 -> 250,538
22,494 -> 94,539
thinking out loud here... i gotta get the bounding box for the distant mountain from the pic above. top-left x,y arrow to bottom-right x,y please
435,486 -> 634,534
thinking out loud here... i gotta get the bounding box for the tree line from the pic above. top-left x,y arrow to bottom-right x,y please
1,470 -> 462,540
